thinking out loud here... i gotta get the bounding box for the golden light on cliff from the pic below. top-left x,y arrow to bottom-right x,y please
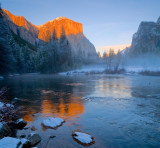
3,9 -> 83,42
37,17 -> 83,42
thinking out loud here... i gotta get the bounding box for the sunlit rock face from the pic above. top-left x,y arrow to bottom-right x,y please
2,9 -> 97,58
128,17 -> 160,55
37,17 -> 83,41
2,9 -> 39,45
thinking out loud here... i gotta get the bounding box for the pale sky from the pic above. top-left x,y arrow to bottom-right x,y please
1,0 -> 160,48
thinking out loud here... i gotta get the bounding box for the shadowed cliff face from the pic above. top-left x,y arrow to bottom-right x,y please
127,16 -> 160,55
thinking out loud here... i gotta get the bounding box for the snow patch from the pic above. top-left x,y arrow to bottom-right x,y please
72,131 -> 95,146
0,137 -> 21,148
42,117 -> 64,128
74,132 -> 92,143
0,102 -> 4,109
16,118 -> 23,123
0,102 -> 13,109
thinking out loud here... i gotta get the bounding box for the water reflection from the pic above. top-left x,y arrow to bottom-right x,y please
41,91 -> 84,120
93,76 -> 132,98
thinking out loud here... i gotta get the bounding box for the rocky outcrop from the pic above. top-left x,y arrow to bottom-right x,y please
128,17 -> 160,55
14,118 -> 27,129
37,17 -> 83,41
0,123 -> 11,139
2,9 -> 97,59
2,9 -> 39,46
27,133 -> 41,146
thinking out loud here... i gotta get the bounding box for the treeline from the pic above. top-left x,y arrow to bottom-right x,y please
0,6 -> 80,75
97,49 -> 125,73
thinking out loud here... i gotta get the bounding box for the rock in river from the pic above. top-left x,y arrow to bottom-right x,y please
15,119 -> 27,129
72,130 -> 95,146
42,117 -> 64,129
0,123 -> 11,139
27,133 -> 41,146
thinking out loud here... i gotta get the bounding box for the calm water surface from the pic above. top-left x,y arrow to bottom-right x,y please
0,74 -> 160,148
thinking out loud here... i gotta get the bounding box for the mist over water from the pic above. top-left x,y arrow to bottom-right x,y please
0,74 -> 160,147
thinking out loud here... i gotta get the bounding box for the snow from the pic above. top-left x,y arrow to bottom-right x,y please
0,137 -> 21,148
13,97 -> 20,101
20,138 -> 28,144
0,76 -> 4,79
0,123 -> 3,129
6,104 -> 14,108
54,17 -> 67,21
73,132 -> 92,144
42,117 -> 64,128
59,65 -> 106,75
16,118 -> 25,125
30,132 -> 36,137
0,102 -> 4,109
0,102 -> 14,109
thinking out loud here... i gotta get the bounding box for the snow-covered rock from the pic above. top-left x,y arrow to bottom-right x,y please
42,117 -> 64,128
15,118 -> 27,129
72,131 -> 95,146
27,133 -> 41,146
0,123 -> 11,139
0,102 -> 14,109
0,137 -> 21,148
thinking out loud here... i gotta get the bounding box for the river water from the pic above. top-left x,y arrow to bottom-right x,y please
0,73 -> 160,148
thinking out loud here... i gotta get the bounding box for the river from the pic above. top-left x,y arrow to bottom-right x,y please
0,73 -> 160,148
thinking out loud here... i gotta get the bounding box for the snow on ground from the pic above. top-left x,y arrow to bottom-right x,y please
0,102 -> 4,109
59,65 -> 106,75
125,66 -> 160,73
0,137 -> 21,148
0,102 -> 13,109
42,117 -> 64,128
59,64 -> 160,75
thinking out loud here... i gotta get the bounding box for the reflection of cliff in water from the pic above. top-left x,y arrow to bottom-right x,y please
41,91 -> 85,120
23,91 -> 85,121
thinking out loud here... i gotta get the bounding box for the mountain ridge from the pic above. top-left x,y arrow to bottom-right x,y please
2,9 -> 83,42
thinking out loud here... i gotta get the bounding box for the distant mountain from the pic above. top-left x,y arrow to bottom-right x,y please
127,16 -> 160,55
0,8 -> 97,74
96,44 -> 131,56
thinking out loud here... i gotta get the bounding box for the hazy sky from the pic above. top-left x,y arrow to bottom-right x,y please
1,0 -> 160,47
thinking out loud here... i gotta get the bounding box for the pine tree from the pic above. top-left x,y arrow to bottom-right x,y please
0,7 -> 16,74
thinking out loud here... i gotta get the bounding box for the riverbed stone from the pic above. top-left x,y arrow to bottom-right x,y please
0,123 -> 11,139
31,126 -> 37,131
15,119 -> 27,129
27,133 -> 41,146
19,138 -> 31,148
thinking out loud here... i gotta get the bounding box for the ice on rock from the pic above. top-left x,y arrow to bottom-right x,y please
72,131 -> 95,146
0,137 -> 21,148
42,117 -> 64,128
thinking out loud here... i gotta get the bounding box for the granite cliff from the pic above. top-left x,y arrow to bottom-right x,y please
128,17 -> 160,55
2,9 -> 97,59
